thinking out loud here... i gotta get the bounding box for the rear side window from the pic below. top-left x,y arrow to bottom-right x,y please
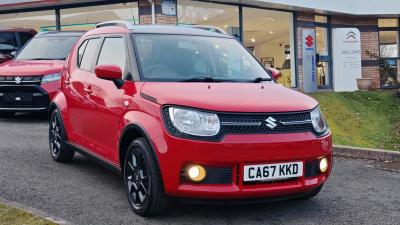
0,32 -> 16,52
77,40 -> 88,67
19,32 -> 34,46
79,38 -> 101,71
97,37 -> 126,76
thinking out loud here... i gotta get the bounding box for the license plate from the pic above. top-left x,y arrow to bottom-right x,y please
243,161 -> 303,182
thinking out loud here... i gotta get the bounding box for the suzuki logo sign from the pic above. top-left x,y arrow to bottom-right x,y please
305,35 -> 314,47
265,116 -> 277,129
14,77 -> 22,84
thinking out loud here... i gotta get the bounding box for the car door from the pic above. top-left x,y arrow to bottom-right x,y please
64,37 -> 102,148
83,35 -> 129,162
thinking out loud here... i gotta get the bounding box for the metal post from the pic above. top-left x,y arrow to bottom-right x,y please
147,0 -> 156,24
55,8 -> 61,31
239,6 -> 243,42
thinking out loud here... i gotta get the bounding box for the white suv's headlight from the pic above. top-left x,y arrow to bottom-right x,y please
41,72 -> 61,84
310,106 -> 327,134
168,107 -> 220,136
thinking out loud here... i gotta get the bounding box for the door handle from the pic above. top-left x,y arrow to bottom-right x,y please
64,80 -> 71,85
84,87 -> 93,94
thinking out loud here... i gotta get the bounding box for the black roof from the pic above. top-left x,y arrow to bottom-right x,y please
35,31 -> 85,37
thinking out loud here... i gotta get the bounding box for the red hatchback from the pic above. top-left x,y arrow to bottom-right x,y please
0,31 -> 83,116
49,21 -> 332,217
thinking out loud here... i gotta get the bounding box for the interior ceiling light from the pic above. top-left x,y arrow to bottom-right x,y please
265,17 -> 275,21
269,31 -> 274,34
251,38 -> 256,43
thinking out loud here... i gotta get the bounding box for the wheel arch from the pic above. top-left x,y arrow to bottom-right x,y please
118,123 -> 162,173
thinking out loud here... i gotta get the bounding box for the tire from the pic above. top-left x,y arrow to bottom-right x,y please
0,112 -> 14,117
49,110 -> 74,162
302,184 -> 323,199
124,138 -> 169,217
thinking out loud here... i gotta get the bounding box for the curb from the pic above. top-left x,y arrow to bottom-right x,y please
334,145 -> 400,162
0,197 -> 74,225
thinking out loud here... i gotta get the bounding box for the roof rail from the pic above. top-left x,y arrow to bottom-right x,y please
186,25 -> 228,35
95,20 -> 134,29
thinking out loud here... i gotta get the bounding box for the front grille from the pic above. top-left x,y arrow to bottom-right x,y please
219,112 -> 313,134
162,107 -> 314,141
0,76 -> 43,84
0,84 -> 49,108
181,167 -> 233,184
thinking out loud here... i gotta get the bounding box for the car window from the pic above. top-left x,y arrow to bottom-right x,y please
77,40 -> 88,67
16,36 -> 80,61
80,38 -> 101,71
0,32 -> 16,52
97,37 -> 126,76
133,34 -> 270,82
19,32 -> 34,46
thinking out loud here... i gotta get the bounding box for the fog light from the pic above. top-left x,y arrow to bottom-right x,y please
319,157 -> 328,173
186,164 -> 206,182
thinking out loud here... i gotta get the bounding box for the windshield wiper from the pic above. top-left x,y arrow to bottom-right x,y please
180,77 -> 238,83
248,77 -> 273,83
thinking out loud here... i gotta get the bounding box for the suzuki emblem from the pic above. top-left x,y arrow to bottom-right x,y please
265,116 -> 277,129
15,77 -> 22,84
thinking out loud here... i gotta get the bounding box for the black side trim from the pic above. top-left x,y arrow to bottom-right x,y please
140,93 -> 157,103
66,141 -> 121,175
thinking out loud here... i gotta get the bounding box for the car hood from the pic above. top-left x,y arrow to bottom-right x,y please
141,82 -> 318,112
0,60 -> 64,76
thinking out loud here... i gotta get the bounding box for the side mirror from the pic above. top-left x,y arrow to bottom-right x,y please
95,64 -> 124,88
268,67 -> 282,80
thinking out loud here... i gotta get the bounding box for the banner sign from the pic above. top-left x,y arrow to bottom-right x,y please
302,29 -> 317,93
161,0 -> 177,16
332,28 -> 362,91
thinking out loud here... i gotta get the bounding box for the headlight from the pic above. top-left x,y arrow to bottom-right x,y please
168,107 -> 220,136
310,106 -> 327,134
41,72 -> 61,84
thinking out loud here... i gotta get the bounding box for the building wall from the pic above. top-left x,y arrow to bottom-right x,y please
139,0 -> 176,25
295,13 -> 380,91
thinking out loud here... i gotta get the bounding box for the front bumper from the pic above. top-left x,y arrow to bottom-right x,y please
0,81 -> 59,112
155,131 -> 333,200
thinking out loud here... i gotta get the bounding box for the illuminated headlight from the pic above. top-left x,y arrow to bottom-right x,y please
310,106 -> 327,134
41,72 -> 61,84
168,107 -> 220,136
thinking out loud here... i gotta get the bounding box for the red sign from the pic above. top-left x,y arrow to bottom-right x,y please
305,35 -> 314,47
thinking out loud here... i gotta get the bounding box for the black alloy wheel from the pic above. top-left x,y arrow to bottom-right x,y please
124,138 -> 169,216
49,110 -> 74,162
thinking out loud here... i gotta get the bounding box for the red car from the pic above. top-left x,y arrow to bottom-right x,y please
49,21 -> 332,217
0,28 -> 37,64
0,31 -> 83,116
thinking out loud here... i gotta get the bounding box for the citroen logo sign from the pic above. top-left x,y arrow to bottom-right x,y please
265,116 -> 277,129
15,77 -> 22,84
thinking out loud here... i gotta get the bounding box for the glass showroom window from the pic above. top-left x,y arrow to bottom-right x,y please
60,2 -> 139,31
0,10 -> 55,32
177,0 -> 239,39
378,19 -> 400,88
243,8 -> 296,88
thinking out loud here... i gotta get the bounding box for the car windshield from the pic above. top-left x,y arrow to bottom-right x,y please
15,36 -> 79,61
133,34 -> 271,82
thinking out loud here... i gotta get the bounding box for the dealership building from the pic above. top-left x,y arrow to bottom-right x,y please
1,0 -> 399,92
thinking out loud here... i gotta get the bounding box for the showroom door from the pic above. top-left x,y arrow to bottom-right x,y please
316,26 -> 332,89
